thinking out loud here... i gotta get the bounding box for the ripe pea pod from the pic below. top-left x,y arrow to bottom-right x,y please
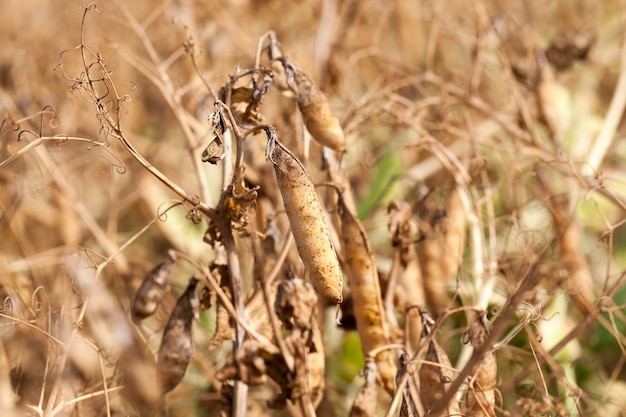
266,131 -> 343,303
338,192 -> 396,394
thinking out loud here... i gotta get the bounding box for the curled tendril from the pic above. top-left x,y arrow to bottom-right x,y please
596,296 -> 614,312
17,129 -> 38,141
489,305 -> 500,317
114,163 -> 127,174
2,297 -> 13,316
31,286 -> 48,313
0,117 -> 20,134
157,200 -> 185,222
79,2 -> 99,13
41,105 -> 59,130
599,230 -> 612,248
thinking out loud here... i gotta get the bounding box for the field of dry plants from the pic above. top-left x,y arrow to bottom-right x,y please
2,0 -> 626,416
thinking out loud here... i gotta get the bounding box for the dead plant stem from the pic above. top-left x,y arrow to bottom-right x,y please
585,24 -> 626,176
220,224 -> 249,417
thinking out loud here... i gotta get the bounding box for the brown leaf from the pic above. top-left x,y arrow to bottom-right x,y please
201,135 -> 224,164
216,339 -> 268,386
218,167 -> 259,231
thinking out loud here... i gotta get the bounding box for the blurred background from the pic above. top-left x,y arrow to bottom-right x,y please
1,0 -> 626,416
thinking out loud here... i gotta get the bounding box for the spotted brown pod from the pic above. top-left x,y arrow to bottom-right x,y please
266,132 -> 343,303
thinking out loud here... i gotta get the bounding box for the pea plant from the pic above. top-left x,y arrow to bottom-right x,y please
1,2 -> 625,417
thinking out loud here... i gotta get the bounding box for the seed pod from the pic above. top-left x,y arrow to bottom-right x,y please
131,250 -> 176,323
266,133 -> 343,303
338,193 -> 396,393
539,174 -> 595,314
418,187 -> 466,316
419,312 -> 460,415
465,311 -> 497,417
157,277 -> 199,393
282,59 -> 346,153
441,187 -> 466,280
387,200 -> 424,352
536,53 -> 571,142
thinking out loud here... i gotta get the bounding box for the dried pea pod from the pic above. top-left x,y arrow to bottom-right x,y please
538,171 -> 595,314
131,250 -> 176,323
440,186 -> 466,280
418,187 -> 466,316
419,311 -> 461,415
266,133 -> 343,303
157,277 -> 199,393
338,194 -> 396,393
465,312 -> 497,417
282,59 -> 346,153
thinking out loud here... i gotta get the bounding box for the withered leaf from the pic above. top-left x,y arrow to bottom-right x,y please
216,340 -> 268,386
157,277 -> 199,393
387,200 -> 419,248
275,277 -> 318,331
218,167 -> 259,231
201,135 -> 224,164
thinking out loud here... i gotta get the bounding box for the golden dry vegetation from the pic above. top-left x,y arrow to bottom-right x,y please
1,1 -> 626,416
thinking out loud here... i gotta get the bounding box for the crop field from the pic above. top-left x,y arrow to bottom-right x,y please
1,1 -> 625,416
